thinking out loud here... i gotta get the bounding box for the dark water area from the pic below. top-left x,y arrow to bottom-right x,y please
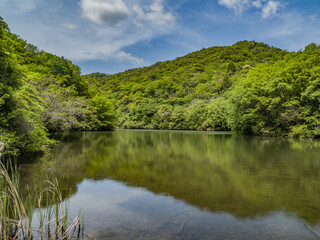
19,130 -> 320,239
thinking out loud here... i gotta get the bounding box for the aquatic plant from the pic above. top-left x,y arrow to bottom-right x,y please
0,157 -> 94,239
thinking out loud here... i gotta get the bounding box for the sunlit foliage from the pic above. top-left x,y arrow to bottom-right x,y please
0,17 -> 115,155
86,40 -> 320,138
1,15 -> 320,156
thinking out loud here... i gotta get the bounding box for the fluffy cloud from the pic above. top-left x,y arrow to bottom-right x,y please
251,0 -> 262,8
79,0 -> 174,27
133,0 -> 174,26
112,51 -> 144,65
0,0 -> 176,67
24,0 -> 175,64
80,0 -> 130,25
65,0 -> 175,62
261,1 -> 281,19
218,0 -> 281,18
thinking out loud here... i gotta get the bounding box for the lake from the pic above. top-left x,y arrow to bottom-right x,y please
19,130 -> 320,239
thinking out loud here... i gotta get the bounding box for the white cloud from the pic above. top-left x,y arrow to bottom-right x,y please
133,0 -> 175,26
218,0 -> 251,14
218,0 -> 281,19
262,1 -> 281,19
112,51 -> 145,65
252,0 -> 262,8
80,0 -> 131,25
91,50 -> 145,64
1,0 -> 176,66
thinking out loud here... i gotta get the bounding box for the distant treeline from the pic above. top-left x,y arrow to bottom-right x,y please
1,17 -> 320,155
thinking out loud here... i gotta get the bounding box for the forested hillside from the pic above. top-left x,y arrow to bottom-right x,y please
1,17 -> 320,156
85,41 -> 320,138
0,17 -> 116,155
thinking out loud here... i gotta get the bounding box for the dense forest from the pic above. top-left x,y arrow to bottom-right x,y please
0,17 -> 116,155
85,39 -> 320,139
1,17 -> 320,156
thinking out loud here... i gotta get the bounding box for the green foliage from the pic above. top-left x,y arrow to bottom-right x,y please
10,83 -> 53,152
204,97 -> 230,131
228,50 -> 320,137
90,94 -> 116,130
85,41 -> 320,139
84,40 -> 289,135
170,105 -> 188,130
186,100 -> 208,130
1,14 -> 320,156
0,17 -> 116,155
152,105 -> 172,129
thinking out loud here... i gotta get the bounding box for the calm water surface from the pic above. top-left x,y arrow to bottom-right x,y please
20,130 -> 320,239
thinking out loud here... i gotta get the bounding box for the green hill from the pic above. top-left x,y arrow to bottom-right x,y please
1,16 -> 320,156
85,41 -> 320,138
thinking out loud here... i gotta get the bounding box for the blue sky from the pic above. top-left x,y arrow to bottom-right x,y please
1,0 -> 320,74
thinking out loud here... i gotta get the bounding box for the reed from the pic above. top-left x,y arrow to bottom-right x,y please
0,156 -> 94,240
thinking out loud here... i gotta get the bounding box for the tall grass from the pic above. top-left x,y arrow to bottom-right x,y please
0,160 -> 30,239
0,157 -> 94,240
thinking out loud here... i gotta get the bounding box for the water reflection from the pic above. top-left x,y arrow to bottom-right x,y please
62,179 -> 318,240
20,130 -> 320,239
